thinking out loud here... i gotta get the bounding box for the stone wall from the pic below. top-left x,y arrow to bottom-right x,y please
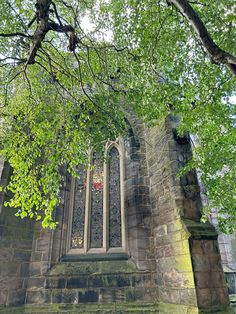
0,114 -> 231,313
12,114 -> 157,308
0,163 -> 35,307
144,116 -> 229,311
144,117 -> 198,307
124,114 -> 155,270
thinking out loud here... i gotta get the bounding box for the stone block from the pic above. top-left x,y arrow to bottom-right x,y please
42,251 -> 50,261
196,288 -> 212,308
211,287 -> 229,306
163,268 -> 186,288
202,240 -> 215,254
29,262 -> 42,276
210,271 -> 227,288
131,274 -> 152,287
100,288 -> 125,303
7,289 -> 25,306
45,278 -> 66,289
136,237 -> 150,249
78,290 -> 98,303
61,290 -> 78,304
134,259 -> 155,271
207,255 -> 222,271
168,289 -> 181,304
194,271 -> 211,289
36,237 -> 51,252
175,255 -> 193,273
0,262 -> 19,276
158,288 -> 175,304
3,226 -> 34,241
13,249 -> 31,262
51,289 -> 63,303
167,220 -> 185,235
26,290 -> 46,304
27,277 -> 46,289
30,252 -> 43,262
89,274 -> 131,288
67,277 -> 87,289
20,262 -> 30,277
179,288 -> 197,306
0,277 -> 23,290
156,257 -> 176,273
125,287 -> 159,302
13,239 -> 33,250
0,248 -> 12,261
154,225 -> 167,237
156,245 -> 173,259
191,254 -> 210,272
172,240 -> 190,255
0,290 -> 7,305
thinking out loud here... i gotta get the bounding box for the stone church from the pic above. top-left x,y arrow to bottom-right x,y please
0,114 -> 235,313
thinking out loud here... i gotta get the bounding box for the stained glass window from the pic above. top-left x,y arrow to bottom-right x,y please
108,147 -> 122,248
89,152 -> 104,248
71,165 -> 86,249
69,143 -> 125,253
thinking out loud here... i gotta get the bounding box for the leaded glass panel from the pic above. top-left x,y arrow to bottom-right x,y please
89,152 -> 103,248
71,165 -> 86,249
108,147 -> 122,248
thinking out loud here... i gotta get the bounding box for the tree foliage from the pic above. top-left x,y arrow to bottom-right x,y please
0,0 -> 235,232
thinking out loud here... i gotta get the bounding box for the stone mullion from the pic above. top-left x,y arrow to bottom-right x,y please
66,177 -> 75,252
103,145 -> 109,251
84,161 -> 91,252
119,140 -> 127,251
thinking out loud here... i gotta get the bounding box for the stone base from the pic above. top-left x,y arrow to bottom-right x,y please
1,303 -> 236,314
0,302 -> 199,314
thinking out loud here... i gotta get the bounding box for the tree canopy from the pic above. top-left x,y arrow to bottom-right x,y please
0,0 -> 235,232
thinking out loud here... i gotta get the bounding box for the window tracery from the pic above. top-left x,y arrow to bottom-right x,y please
67,140 -> 126,255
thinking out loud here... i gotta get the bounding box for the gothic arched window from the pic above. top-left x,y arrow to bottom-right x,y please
66,140 -> 126,256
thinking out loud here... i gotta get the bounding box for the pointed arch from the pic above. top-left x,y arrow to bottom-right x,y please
66,139 -> 127,256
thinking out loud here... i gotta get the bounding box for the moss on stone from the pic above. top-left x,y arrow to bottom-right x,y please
48,260 -> 138,276
175,254 -> 193,274
2,302 -> 235,314
182,219 -> 217,238
0,303 -> 198,314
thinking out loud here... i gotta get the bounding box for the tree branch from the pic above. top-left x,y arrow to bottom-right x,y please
0,32 -> 32,38
171,0 -> 236,76
27,0 -> 77,65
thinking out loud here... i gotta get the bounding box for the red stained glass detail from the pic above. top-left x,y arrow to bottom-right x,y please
93,180 -> 103,190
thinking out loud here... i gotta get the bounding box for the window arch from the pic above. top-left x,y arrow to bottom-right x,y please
66,139 -> 126,256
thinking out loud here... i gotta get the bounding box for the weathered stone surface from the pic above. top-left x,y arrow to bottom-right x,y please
13,249 -> 31,262
20,262 -> 30,277
0,277 -> 23,291
0,114 -> 231,312
7,289 -> 25,306
26,291 -> 46,304
0,291 -> 7,305
26,277 -> 46,289
78,290 -> 98,303
46,278 -> 65,289
100,288 -> 125,303
61,290 -> 78,304
67,277 -> 87,289
0,262 -> 19,276
0,248 -> 12,261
